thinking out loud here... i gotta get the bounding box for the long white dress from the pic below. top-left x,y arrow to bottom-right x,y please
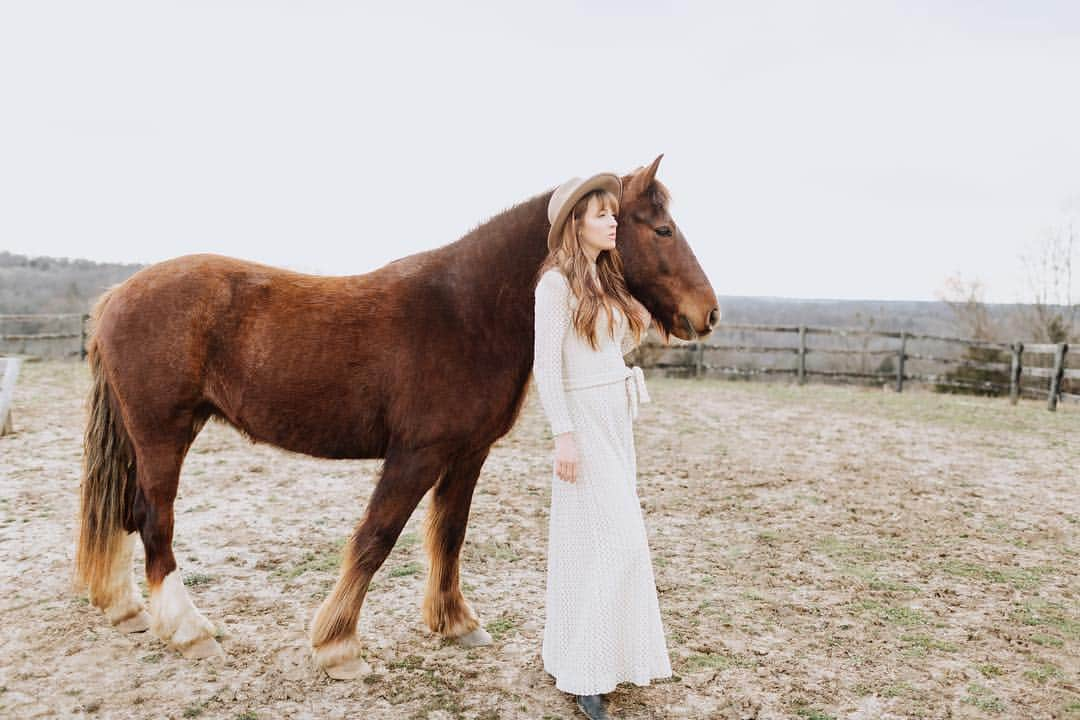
532,268 -> 673,696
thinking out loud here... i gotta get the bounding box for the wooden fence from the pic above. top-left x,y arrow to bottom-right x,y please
0,313 -> 88,360
3,315 -> 1077,411
636,323 -> 1078,411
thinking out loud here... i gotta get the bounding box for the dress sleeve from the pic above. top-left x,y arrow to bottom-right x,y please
533,271 -> 575,436
620,328 -> 637,356
620,301 -> 649,355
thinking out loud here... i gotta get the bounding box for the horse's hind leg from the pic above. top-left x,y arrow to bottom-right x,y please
94,530 -> 151,633
86,468 -> 150,633
311,443 -> 450,679
132,439 -> 221,659
422,446 -> 492,647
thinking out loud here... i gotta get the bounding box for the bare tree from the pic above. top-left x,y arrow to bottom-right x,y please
1020,211 -> 1078,343
937,273 -> 998,341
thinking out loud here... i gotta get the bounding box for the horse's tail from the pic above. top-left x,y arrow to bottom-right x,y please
74,288 -> 136,595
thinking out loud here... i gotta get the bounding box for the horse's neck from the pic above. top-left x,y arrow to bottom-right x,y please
442,192 -> 552,306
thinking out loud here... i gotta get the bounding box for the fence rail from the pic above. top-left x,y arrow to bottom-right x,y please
0,313 -> 88,360
3,314 -> 1076,411
638,322 -> 1077,411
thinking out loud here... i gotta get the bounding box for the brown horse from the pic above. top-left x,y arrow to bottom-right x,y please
74,154 -> 719,678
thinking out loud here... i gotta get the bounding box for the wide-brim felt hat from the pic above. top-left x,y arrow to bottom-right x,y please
547,172 -> 623,252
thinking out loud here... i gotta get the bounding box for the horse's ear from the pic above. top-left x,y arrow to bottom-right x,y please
625,154 -> 664,199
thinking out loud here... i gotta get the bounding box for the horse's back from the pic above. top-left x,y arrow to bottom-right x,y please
92,254 -> 399,457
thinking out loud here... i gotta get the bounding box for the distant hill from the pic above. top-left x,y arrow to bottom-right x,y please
0,251 -> 143,314
714,295 -> 1037,340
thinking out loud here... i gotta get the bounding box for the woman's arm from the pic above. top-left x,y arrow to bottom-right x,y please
533,271 -> 575,436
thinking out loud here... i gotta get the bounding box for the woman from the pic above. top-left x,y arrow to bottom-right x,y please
532,172 -> 673,720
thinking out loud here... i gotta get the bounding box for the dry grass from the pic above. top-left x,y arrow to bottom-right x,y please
0,362 -> 1076,719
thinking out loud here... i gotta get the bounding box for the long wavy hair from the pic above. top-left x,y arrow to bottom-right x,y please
536,188 -> 648,350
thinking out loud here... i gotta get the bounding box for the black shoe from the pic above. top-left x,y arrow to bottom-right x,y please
575,693 -> 610,720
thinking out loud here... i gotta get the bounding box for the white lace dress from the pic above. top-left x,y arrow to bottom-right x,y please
531,268 -> 673,696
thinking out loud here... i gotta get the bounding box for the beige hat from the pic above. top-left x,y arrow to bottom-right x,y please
547,172 -> 622,252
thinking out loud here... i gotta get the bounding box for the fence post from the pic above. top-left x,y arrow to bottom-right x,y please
694,341 -> 704,378
1048,343 -> 1068,411
1009,342 -> 1023,405
895,331 -> 907,392
1,357 -> 23,436
797,325 -> 806,385
80,314 -> 90,360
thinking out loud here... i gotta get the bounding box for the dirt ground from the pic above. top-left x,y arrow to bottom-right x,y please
0,361 -> 1077,720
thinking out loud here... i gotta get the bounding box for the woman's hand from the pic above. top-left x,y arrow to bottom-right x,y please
554,432 -> 579,484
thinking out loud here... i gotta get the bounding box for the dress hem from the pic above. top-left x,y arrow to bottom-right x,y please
543,663 -> 674,696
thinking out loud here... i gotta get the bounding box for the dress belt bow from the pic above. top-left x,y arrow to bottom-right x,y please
624,365 -> 651,421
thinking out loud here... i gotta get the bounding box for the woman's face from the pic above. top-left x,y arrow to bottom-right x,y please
577,194 -> 618,262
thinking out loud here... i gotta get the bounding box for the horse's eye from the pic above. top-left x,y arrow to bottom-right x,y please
655,226 -> 672,237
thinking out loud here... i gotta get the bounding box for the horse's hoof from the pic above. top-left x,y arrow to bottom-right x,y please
312,635 -> 367,680
114,610 -> 151,633
454,626 -> 493,648
180,637 -> 224,660
323,656 -> 371,680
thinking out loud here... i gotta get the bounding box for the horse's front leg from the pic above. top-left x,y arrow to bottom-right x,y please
421,446 -> 492,647
310,443 -> 450,679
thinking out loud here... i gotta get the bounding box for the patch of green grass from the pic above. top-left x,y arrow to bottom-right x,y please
816,535 -> 906,590
962,683 -> 1004,713
830,560 -> 915,593
1023,663 -> 1063,685
182,704 -> 204,718
880,681 -> 914,697
1010,600 -> 1080,640
485,614 -> 517,641
856,600 -> 927,626
794,709 -> 836,720
900,633 -> 958,655
183,573 -> 214,587
1031,633 -> 1064,647
388,654 -> 424,671
756,530 -> 780,544
395,531 -> 421,550
273,544 -> 342,580
234,712 -> 258,720
388,561 -> 423,578
681,652 -> 733,672
816,535 -> 894,561
869,576 -> 918,593
939,560 -> 1050,589
407,688 -> 467,720
696,598 -> 730,620
490,541 -> 522,562
977,663 -> 1003,678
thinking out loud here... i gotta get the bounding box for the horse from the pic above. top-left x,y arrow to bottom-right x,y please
74,153 -> 720,679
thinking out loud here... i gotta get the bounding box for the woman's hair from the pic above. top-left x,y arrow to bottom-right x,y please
536,188 -> 648,350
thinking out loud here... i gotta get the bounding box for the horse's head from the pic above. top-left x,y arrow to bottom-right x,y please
616,154 -> 720,343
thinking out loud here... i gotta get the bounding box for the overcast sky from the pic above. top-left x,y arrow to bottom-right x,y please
1,1 -> 1078,303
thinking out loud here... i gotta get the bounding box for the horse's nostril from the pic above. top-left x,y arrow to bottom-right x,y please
707,307 -> 721,329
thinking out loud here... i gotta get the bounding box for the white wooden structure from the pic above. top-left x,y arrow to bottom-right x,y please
0,357 -> 22,436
